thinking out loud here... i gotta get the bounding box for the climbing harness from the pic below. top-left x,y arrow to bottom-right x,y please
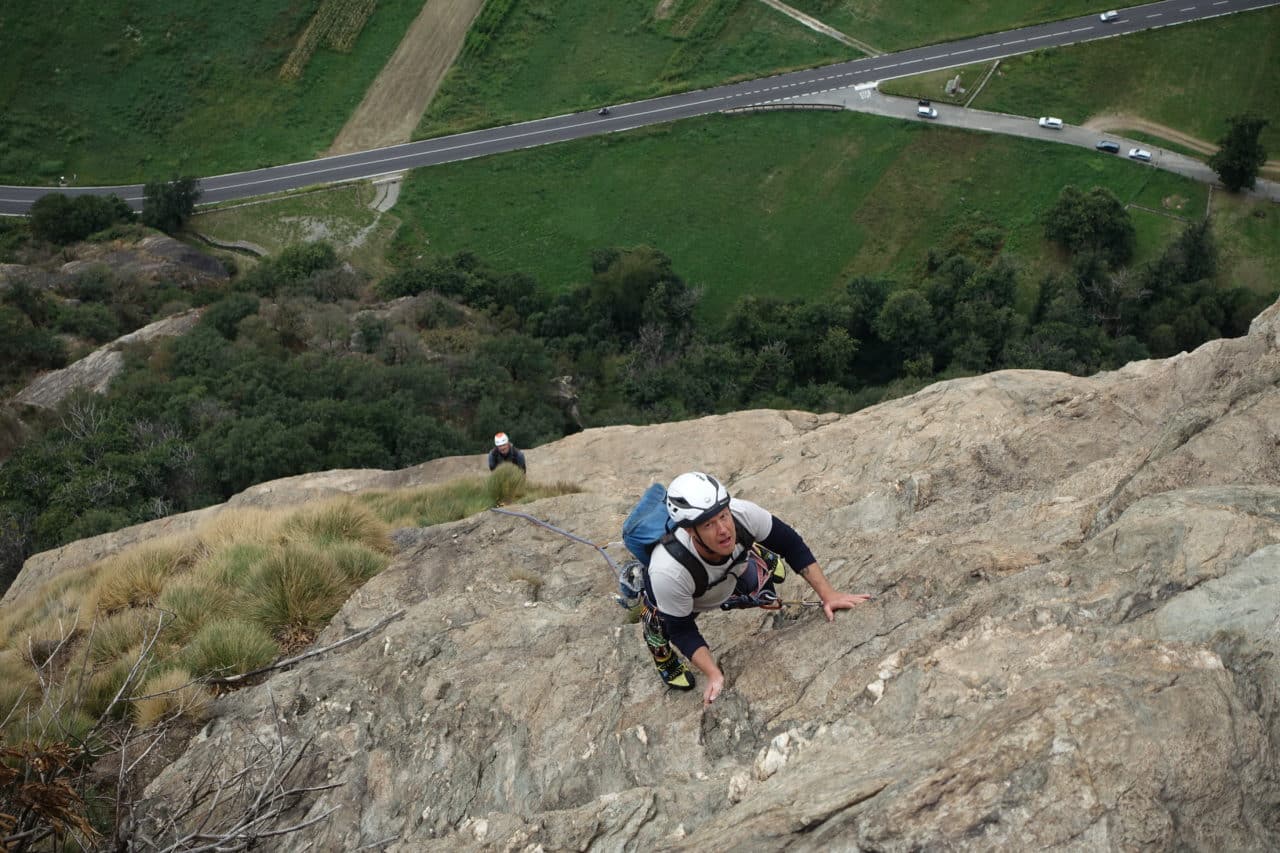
488,506 -> 824,611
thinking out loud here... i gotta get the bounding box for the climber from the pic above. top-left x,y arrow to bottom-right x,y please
488,432 -> 527,473
641,472 -> 872,705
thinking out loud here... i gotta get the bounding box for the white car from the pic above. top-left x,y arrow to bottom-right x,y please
917,106 -> 938,119
1038,116 -> 1063,129
1100,11 -> 1119,22
1128,148 -> 1153,162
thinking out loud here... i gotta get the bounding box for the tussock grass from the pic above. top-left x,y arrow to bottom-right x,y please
179,620 -> 279,679
281,498 -> 393,553
82,654 -> 143,720
2,472 -> 581,741
157,579 -> 234,645
91,536 -> 205,613
5,703 -> 96,748
0,651 -> 39,723
132,669 -> 211,729
244,544 -> 349,637
194,542 -> 271,588
326,542 -> 390,586
85,609 -> 158,668
196,508 -> 288,552
361,467 -> 580,528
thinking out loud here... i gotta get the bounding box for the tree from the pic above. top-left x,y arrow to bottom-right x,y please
28,192 -> 134,244
142,175 -> 201,234
1209,114 -> 1269,192
1043,185 -> 1135,266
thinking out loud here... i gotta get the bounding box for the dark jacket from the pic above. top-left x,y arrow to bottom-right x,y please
488,446 -> 527,472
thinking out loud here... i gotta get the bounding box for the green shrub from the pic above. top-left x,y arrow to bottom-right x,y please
0,651 -> 39,723
179,620 -> 278,679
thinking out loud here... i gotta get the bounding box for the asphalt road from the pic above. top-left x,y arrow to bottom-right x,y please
1,0 -> 1276,216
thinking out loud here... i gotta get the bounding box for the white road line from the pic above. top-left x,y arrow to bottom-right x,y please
1027,33 -> 1052,40
1148,12 -> 1163,16
1003,38 -> 1025,45
1212,1 -> 1227,4
951,48 -> 975,55
901,58 -> 923,64
1069,26 -> 1092,33
1180,5 -> 1195,9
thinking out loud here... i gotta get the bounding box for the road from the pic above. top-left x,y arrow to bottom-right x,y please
1,0 -> 1276,216
792,88 -> 1280,202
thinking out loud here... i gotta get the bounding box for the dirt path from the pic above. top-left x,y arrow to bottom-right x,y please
327,0 -> 486,156
1083,112 -> 1280,172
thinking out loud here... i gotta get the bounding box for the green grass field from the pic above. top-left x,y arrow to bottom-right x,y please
969,8 -> 1280,152
0,0 -> 427,184
389,110 -> 1239,317
417,0 -> 855,138
782,1 -> 1116,51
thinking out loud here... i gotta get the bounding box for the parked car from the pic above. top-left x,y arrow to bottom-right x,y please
1128,148 -> 1153,162
1038,117 -> 1064,129
1100,11 -> 1119,22
918,99 -> 931,107
1095,140 -> 1121,153
917,106 -> 938,119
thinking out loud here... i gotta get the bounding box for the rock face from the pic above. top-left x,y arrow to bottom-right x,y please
10,309 -> 204,410
117,300 -> 1280,848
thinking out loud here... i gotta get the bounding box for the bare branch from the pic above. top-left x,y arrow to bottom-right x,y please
206,609 -> 405,686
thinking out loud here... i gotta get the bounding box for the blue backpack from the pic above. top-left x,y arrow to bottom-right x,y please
620,484 -> 754,602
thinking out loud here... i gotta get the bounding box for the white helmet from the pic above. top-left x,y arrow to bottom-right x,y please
494,432 -> 510,448
666,472 -> 730,527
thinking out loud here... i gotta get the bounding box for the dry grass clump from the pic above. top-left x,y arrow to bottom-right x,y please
244,544 -> 349,637
132,669 -> 211,728
90,535 -> 205,613
179,620 -> 278,679
281,497 -> 393,553
195,507 -> 288,552
361,467 -> 580,528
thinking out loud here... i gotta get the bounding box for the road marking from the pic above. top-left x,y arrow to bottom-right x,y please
1026,33 -> 1053,40
1148,12 -> 1163,16
1069,26 -> 1092,33
1003,38 -> 1025,45
901,58 -> 923,64
951,48 -> 975,56
1212,1 -> 1227,4
1180,5 -> 1195,9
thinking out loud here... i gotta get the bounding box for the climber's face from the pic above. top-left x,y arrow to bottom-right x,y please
692,507 -> 736,559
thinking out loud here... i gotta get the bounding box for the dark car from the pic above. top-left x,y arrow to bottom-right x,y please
918,99 -> 931,107
1095,140 -> 1121,153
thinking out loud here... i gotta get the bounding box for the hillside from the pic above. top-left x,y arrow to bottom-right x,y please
8,294 -> 1274,849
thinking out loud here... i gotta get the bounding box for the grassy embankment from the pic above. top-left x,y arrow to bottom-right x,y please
417,0 -> 855,138
0,467 -> 573,742
880,7 -> 1280,153
389,110 -> 1222,315
0,0 -> 427,184
781,0 -> 1119,50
